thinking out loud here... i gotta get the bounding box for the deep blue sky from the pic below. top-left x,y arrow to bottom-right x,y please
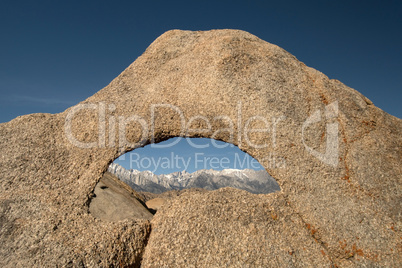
0,0 -> 401,122
1,1 -> 401,173
114,138 -> 265,174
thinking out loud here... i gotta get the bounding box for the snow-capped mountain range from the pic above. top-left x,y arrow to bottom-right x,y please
108,163 -> 280,194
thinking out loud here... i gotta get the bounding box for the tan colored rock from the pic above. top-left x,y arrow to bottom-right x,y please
142,188 -> 332,267
89,172 -> 153,221
145,198 -> 166,212
0,29 -> 401,267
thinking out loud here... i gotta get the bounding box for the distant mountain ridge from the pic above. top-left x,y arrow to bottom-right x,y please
108,163 -> 280,194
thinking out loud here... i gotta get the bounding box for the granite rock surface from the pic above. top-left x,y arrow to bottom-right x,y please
0,29 -> 401,267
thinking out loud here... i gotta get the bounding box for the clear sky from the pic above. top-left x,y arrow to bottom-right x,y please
114,138 -> 265,175
0,0 -> 401,123
1,1 -> 401,174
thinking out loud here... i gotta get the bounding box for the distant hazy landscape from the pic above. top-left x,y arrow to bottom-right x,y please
108,163 -> 280,194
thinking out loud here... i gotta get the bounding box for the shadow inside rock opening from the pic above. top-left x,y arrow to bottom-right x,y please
89,137 -> 280,221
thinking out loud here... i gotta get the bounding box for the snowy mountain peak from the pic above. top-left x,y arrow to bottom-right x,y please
108,163 -> 280,194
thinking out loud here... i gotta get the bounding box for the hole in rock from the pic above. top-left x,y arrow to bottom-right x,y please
89,138 -> 280,221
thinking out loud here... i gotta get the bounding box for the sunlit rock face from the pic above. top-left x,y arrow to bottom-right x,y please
0,29 -> 400,267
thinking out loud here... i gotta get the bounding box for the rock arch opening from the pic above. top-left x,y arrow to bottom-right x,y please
89,137 -> 280,221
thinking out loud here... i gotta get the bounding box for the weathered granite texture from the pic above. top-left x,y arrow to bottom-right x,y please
89,172 -> 153,222
0,29 -> 400,267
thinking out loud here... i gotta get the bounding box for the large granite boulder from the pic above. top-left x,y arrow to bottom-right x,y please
0,29 -> 400,267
